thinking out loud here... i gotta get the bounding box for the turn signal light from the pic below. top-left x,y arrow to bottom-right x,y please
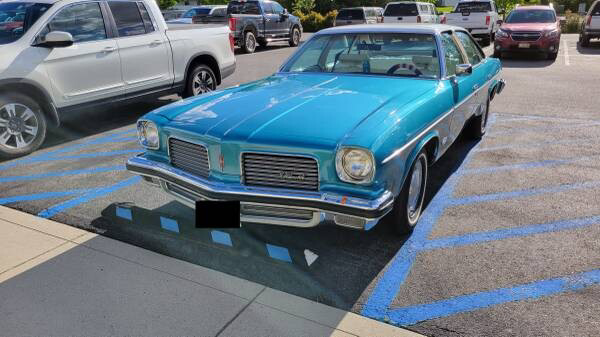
587,15 -> 592,26
229,33 -> 234,52
441,16 -> 447,24
417,15 -> 421,23
229,17 -> 237,31
486,15 -> 490,25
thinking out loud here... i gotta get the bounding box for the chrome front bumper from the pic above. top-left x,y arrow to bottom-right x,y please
126,154 -> 394,230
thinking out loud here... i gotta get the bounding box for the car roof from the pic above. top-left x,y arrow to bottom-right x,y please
2,0 -> 60,4
386,1 -> 433,4
316,23 -> 465,35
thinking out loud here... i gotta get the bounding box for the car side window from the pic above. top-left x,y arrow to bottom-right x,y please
108,1 -> 146,37
42,2 -> 107,43
441,32 -> 464,76
272,2 -> 284,14
262,2 -> 273,14
212,8 -> 226,16
455,31 -> 484,65
137,2 -> 155,33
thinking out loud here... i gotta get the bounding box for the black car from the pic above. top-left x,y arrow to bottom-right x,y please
227,0 -> 302,53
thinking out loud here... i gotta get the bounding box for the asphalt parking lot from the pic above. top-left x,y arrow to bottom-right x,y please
2,34 -> 600,337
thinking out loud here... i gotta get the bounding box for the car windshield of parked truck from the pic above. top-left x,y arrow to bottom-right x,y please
283,33 -> 440,78
505,10 -> 556,23
183,8 -> 212,18
337,9 -> 365,20
228,1 -> 261,15
454,2 -> 491,12
0,2 -> 51,45
384,3 -> 418,16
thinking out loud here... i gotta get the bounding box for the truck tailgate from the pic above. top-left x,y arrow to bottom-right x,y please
445,12 -> 488,28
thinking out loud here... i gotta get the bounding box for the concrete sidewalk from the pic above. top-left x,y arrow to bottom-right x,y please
0,206 -> 422,337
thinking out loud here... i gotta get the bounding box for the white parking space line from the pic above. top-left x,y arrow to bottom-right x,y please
563,39 -> 570,66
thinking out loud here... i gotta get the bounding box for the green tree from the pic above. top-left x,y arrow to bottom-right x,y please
157,0 -> 177,10
293,0 -> 316,13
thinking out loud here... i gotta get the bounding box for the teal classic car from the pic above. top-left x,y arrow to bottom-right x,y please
127,24 -> 505,234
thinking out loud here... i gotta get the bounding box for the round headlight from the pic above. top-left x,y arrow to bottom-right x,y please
137,120 -> 160,149
336,148 -> 375,183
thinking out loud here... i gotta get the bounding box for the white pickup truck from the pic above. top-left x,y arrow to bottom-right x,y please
443,0 -> 500,46
580,0 -> 600,47
0,0 -> 236,158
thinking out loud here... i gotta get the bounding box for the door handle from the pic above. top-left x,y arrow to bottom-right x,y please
472,84 -> 480,91
265,18 -> 271,22
102,46 -> 116,53
150,40 -> 162,46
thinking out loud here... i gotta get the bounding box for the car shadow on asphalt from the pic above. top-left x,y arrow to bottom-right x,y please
89,130 -> 480,312
498,54 -> 556,68
576,41 -> 600,54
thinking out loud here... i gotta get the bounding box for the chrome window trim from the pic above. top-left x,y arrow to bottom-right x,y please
239,151 -> 321,190
167,135 -> 211,177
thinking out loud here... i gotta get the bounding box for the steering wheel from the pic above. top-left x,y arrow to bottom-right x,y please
386,63 -> 423,76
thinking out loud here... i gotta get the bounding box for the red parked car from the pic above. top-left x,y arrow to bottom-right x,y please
493,5 -> 561,60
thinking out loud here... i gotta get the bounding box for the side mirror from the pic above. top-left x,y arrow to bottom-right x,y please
35,31 -> 74,48
496,19 -> 503,25
456,64 -> 473,76
281,8 -> 289,17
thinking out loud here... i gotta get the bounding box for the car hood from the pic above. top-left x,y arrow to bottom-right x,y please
501,22 -> 557,31
155,73 -> 437,149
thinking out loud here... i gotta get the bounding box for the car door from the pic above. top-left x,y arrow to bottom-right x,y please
440,31 -> 470,144
261,1 -> 278,38
37,1 -> 124,108
107,1 -> 172,94
454,30 -> 489,126
270,2 -> 288,36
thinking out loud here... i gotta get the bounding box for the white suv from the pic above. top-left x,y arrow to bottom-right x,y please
383,2 -> 439,24
0,0 -> 236,158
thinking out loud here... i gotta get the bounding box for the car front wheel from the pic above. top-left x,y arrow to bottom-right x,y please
383,151 -> 428,235
0,92 -> 47,159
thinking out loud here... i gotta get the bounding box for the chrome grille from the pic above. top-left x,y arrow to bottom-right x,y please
168,138 -> 210,178
242,153 -> 319,191
511,32 -> 541,41
241,204 -> 314,221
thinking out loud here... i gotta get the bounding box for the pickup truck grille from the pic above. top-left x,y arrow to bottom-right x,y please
242,153 -> 319,191
169,138 -> 210,178
511,32 -> 541,41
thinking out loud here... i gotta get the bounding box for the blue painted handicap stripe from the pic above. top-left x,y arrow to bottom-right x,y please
211,230 -> 232,246
388,269 -> 600,326
116,206 -> 132,221
160,217 -> 179,233
266,244 -> 291,262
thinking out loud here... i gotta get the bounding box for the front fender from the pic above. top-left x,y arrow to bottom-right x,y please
402,131 -> 439,185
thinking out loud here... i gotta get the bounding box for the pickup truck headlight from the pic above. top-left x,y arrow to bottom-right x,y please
137,120 -> 160,150
496,29 -> 509,38
336,148 -> 375,184
545,29 -> 559,38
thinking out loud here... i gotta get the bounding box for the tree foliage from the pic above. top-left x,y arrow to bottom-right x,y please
157,0 -> 178,10
293,0 -> 316,13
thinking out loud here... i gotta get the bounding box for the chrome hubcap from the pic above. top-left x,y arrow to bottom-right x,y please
246,34 -> 256,51
407,160 -> 423,219
293,30 -> 299,44
192,70 -> 214,96
0,103 -> 38,149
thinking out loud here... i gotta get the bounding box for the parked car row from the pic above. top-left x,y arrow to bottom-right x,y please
162,0 -> 303,54
0,0 -> 236,158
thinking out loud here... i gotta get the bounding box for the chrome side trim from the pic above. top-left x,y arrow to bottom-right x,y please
382,74 -> 501,164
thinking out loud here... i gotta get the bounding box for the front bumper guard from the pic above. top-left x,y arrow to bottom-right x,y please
126,155 -> 395,229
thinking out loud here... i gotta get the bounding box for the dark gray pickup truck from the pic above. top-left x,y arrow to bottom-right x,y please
196,0 -> 302,53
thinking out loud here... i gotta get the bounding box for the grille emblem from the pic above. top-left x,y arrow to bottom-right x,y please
280,171 -> 305,181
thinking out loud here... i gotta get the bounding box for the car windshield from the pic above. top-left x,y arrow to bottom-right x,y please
454,2 -> 491,12
0,2 -> 51,45
282,33 -> 440,79
505,10 -> 556,23
384,3 -> 418,16
337,9 -> 365,20
183,8 -> 212,18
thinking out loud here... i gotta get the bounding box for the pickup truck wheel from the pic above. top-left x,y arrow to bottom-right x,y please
384,151 -> 428,235
0,93 -> 47,159
580,35 -> 590,47
467,95 -> 490,139
185,65 -> 217,97
242,31 -> 257,53
289,27 -> 300,47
